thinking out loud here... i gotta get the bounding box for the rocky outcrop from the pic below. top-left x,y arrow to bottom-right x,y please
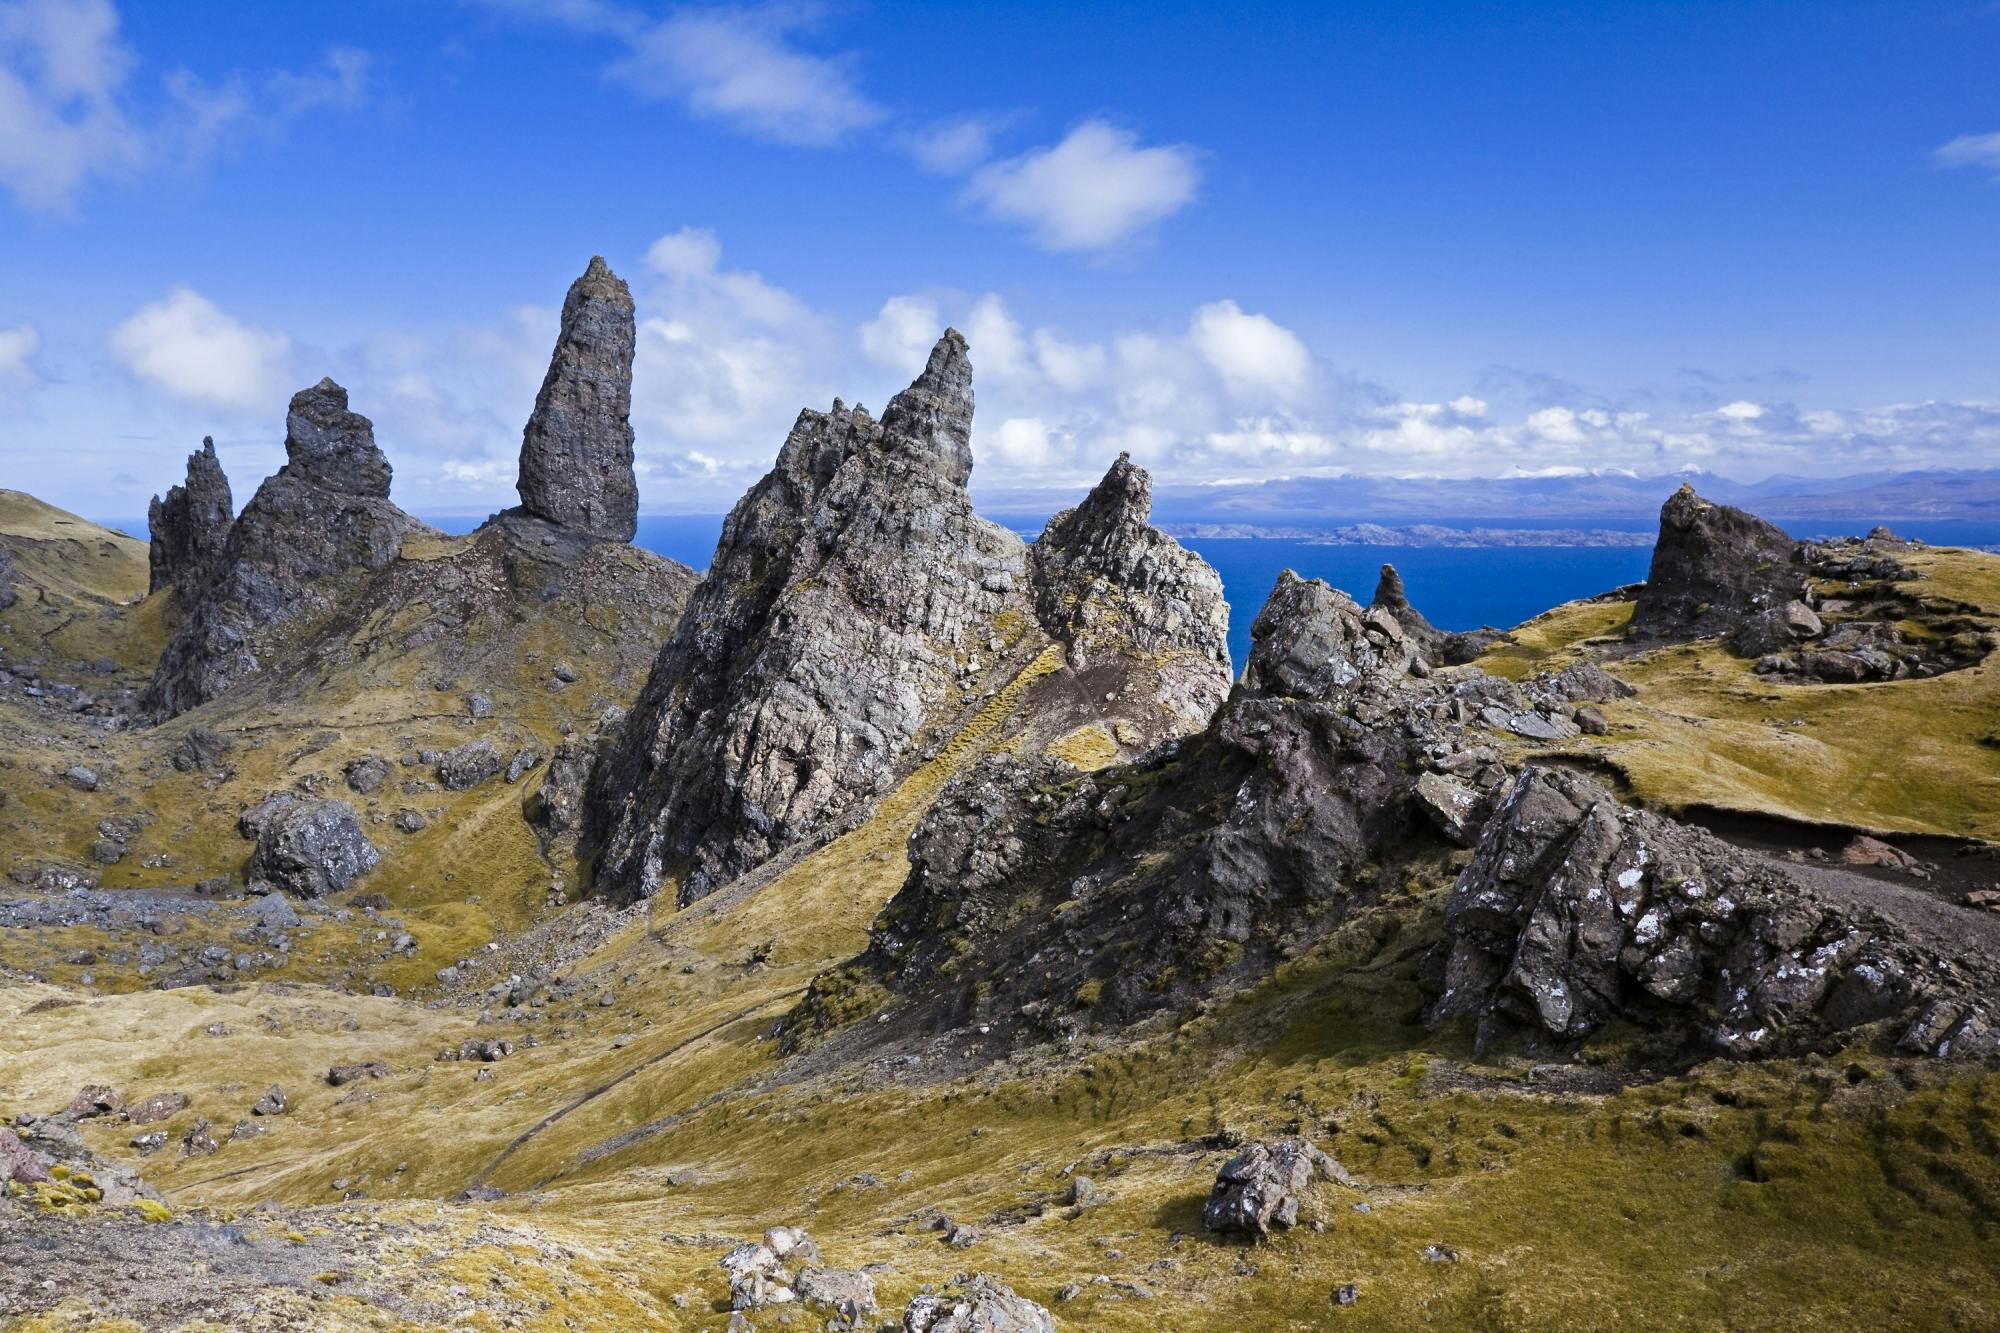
145,380 -> 427,716
1630,484 -> 1805,641
787,570 -> 1510,1052
1028,452 -> 1231,733
585,330 -> 1226,906
1429,765 -> 2000,1060
515,256 -> 638,542
146,437 -> 233,597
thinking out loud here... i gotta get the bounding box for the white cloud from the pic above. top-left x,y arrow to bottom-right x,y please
990,416 -> 1055,468
965,120 -> 1201,253
0,322 -> 38,380
1716,399 -> 1764,420
1934,130 -> 2000,175
1189,300 -> 1311,398
266,45 -> 371,116
1525,405 -> 1586,444
610,7 -> 881,146
107,287 -> 292,411
859,294 -> 943,372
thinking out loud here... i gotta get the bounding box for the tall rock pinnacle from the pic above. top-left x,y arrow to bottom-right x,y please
515,255 -> 639,542
147,436 -> 233,596
879,328 -> 974,487
1629,483 -> 1803,640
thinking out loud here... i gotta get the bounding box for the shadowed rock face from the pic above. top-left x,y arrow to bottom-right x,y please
1429,765 -> 2000,1061
584,331 -> 1231,907
785,569 -> 1510,1052
515,256 -> 638,542
1630,484 -> 1804,639
145,380 -> 425,717
146,437 -> 233,596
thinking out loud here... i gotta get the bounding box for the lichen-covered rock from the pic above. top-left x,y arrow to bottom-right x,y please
524,738 -> 593,848
1429,765 -> 2000,1058
515,256 -> 638,542
903,1274 -> 1056,1333
1629,484 -> 1805,641
146,380 -> 427,716
1028,451 -> 1231,733
244,798 -> 379,898
344,754 -> 392,795
1202,1137 -> 1340,1237
168,726 -> 233,773
147,436 -> 233,597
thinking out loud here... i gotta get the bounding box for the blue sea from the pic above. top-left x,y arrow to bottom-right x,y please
106,511 -> 2000,674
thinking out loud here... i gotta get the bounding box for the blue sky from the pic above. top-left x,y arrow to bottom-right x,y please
0,0 -> 1996,517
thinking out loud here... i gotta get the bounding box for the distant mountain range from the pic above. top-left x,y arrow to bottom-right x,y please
979,467 -> 2000,534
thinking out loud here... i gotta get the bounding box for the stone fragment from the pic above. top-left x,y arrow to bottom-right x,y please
1202,1137 -> 1336,1237
902,1274 -> 1056,1333
438,740 -> 505,791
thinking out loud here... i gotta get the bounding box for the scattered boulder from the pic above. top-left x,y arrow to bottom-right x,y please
1841,835 -> 1922,873
169,726 -> 234,773
344,754 -> 392,795
123,1093 -> 190,1125
180,1118 -> 219,1157
1202,1137 -> 1340,1237
514,256 -> 640,542
252,1086 -> 288,1116
795,1266 -> 879,1326
65,1086 -> 122,1119
720,1225 -> 824,1311
326,1061 -> 388,1086
438,740 -> 505,791
244,798 -> 379,898
903,1274 -> 1056,1333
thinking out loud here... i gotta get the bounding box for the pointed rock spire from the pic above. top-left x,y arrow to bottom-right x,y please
880,328 -> 974,486
147,436 -> 233,595
1243,570 -> 1419,699
283,379 -> 392,497
516,255 -> 639,542
1370,562 -> 1444,652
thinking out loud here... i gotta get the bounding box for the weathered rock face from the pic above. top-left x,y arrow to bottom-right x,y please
146,437 -> 233,596
788,570 -> 1508,1052
1028,451 -> 1231,733
515,256 -> 638,542
1429,765 -> 2000,1060
244,797 -> 379,898
586,330 -> 1225,906
145,380 -> 426,717
1630,484 -> 1805,640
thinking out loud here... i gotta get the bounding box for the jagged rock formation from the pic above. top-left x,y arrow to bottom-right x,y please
786,570 -> 1508,1050
1369,563 -> 1442,656
1027,452 -> 1231,732
1202,1137 -> 1343,1237
585,332 -> 1230,906
146,437 -> 233,597
239,793 -> 379,898
1429,765 -> 2000,1060
514,256 -> 638,542
1629,484 -> 1806,640
145,380 -> 427,717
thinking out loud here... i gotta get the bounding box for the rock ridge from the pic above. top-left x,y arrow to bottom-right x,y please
146,437 -> 233,597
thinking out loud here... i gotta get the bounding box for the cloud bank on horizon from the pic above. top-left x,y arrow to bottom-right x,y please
0,0 -> 1995,518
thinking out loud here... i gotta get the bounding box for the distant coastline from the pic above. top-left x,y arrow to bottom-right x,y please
1159,522 -> 1654,547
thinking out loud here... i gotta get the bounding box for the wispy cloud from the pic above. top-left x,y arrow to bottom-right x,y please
0,322 -> 40,382
0,0 -> 373,213
1934,130 -> 2000,176
963,121 -> 1201,253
